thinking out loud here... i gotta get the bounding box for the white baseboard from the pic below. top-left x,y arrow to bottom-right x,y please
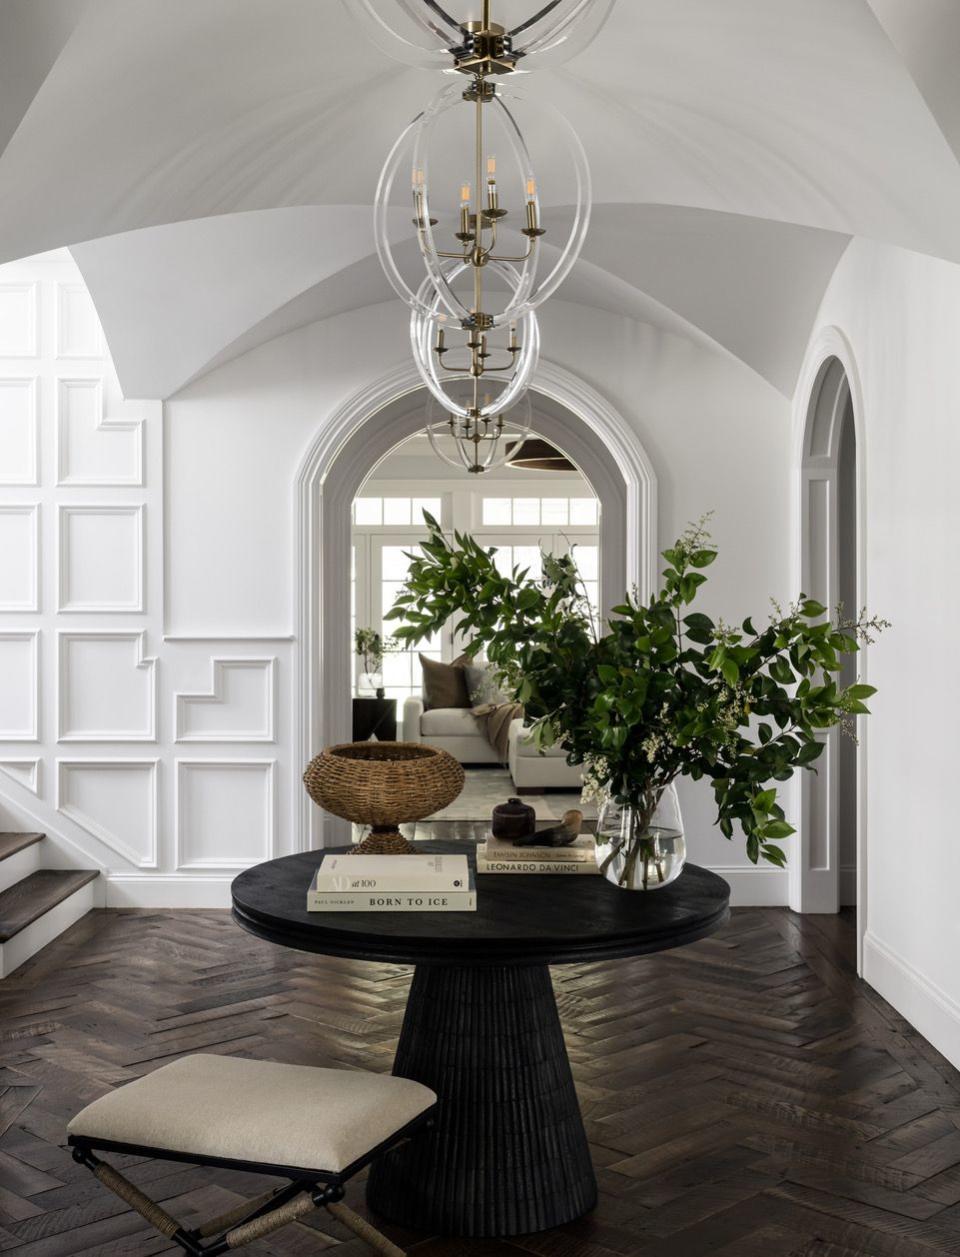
709,865 -> 788,907
105,874 -> 235,908
863,931 -> 960,1072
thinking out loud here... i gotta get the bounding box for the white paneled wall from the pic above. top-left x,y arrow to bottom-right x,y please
0,251 -> 794,907
0,251 -> 290,906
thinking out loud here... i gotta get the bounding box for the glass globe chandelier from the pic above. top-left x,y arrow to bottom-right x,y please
349,1 -> 615,72
351,0 -> 608,472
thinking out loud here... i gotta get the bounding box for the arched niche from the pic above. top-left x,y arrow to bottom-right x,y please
793,328 -> 868,967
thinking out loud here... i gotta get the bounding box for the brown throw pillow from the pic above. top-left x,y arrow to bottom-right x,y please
420,653 -> 470,710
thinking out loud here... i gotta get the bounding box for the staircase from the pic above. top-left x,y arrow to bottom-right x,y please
0,832 -> 99,978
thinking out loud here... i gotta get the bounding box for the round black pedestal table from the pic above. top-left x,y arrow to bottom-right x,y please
231,840 -> 729,1238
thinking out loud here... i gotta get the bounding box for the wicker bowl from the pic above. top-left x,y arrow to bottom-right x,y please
303,741 -> 465,854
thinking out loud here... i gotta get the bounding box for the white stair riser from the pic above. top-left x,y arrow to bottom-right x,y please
0,842 -> 42,895
0,880 -> 97,979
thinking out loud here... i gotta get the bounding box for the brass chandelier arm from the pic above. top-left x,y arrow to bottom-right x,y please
435,360 -> 520,375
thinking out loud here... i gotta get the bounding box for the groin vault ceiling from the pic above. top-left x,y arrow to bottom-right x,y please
1,0 -> 958,398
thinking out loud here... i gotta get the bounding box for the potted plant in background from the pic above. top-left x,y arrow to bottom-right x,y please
388,514 -> 887,890
354,627 -> 387,698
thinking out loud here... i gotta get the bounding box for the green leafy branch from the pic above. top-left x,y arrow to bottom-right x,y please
387,513 -> 887,867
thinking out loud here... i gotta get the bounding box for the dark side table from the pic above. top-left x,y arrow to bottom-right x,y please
352,696 -> 397,742
232,838 -> 729,1239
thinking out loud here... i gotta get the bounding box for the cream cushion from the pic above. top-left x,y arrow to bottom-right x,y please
420,707 -> 480,737
68,1054 -> 436,1173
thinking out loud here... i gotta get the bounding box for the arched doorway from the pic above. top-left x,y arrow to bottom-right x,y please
795,335 -> 867,955
294,361 -> 658,851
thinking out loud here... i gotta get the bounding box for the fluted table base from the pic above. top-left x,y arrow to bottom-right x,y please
366,964 -> 597,1237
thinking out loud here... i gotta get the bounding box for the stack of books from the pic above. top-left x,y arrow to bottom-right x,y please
307,852 -> 476,912
476,832 -> 599,875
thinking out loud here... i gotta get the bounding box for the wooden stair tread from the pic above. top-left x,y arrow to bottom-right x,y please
0,832 -> 44,862
0,869 -> 98,943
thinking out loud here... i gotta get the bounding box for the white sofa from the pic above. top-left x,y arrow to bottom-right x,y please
403,697 -> 499,764
403,697 -> 583,791
507,719 -> 583,792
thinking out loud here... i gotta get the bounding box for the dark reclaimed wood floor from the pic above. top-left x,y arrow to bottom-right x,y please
2,905 -> 960,1256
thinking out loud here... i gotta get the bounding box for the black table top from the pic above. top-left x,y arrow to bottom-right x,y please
231,839 -> 730,968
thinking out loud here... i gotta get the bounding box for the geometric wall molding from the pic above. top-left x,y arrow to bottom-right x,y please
0,631 -> 39,740
0,377 -> 39,484
57,503 -> 145,613
56,758 -> 159,868
174,758 -> 276,871
0,504 -> 39,611
56,282 -> 105,359
174,657 -> 277,742
56,376 -> 143,486
0,758 -> 40,794
0,282 -> 39,358
57,631 -> 157,742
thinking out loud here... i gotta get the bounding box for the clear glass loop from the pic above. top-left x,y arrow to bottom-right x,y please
343,1 -> 616,71
425,391 -> 532,475
374,79 -> 590,326
409,259 -> 540,418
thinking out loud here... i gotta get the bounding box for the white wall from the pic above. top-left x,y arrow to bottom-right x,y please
166,298 -> 793,902
801,238 -> 960,1067
0,258 -> 793,905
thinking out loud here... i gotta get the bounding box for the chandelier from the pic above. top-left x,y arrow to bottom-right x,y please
353,1 -> 611,472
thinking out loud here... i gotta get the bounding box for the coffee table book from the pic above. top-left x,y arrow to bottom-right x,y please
313,852 -> 470,892
307,871 -> 477,912
482,833 -> 596,863
476,856 -> 599,875
477,837 -> 600,876
308,852 -> 476,912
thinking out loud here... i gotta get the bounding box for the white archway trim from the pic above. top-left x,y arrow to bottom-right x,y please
791,325 -> 869,969
293,359 -> 658,851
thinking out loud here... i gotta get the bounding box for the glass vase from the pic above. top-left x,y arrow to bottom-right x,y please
358,671 -> 383,697
596,783 -> 685,891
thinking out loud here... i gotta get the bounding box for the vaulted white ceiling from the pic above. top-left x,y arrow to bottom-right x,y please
3,0 -> 959,398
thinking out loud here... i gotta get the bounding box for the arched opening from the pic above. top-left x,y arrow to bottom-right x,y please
796,346 -> 866,949
295,362 -> 657,851
350,424 -> 601,822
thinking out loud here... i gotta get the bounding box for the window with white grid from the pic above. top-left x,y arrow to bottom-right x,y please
353,497 -> 442,527
481,496 -> 598,527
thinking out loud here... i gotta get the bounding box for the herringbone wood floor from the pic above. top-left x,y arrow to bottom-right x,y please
1,906 -> 960,1256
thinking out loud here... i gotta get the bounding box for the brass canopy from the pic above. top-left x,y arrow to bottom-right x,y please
454,22 -> 517,76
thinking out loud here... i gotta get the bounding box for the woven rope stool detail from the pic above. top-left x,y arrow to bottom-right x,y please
67,1054 -> 436,1256
303,740 -> 465,855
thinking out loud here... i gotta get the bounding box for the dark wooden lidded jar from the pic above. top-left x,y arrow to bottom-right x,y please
491,796 -> 536,841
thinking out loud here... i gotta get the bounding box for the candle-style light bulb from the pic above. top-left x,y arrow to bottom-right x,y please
457,181 -> 474,240
523,176 -> 543,236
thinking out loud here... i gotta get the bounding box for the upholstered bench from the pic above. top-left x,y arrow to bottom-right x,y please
67,1054 -> 436,1255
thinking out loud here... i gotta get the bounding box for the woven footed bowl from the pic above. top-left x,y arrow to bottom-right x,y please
303,741 -> 465,825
